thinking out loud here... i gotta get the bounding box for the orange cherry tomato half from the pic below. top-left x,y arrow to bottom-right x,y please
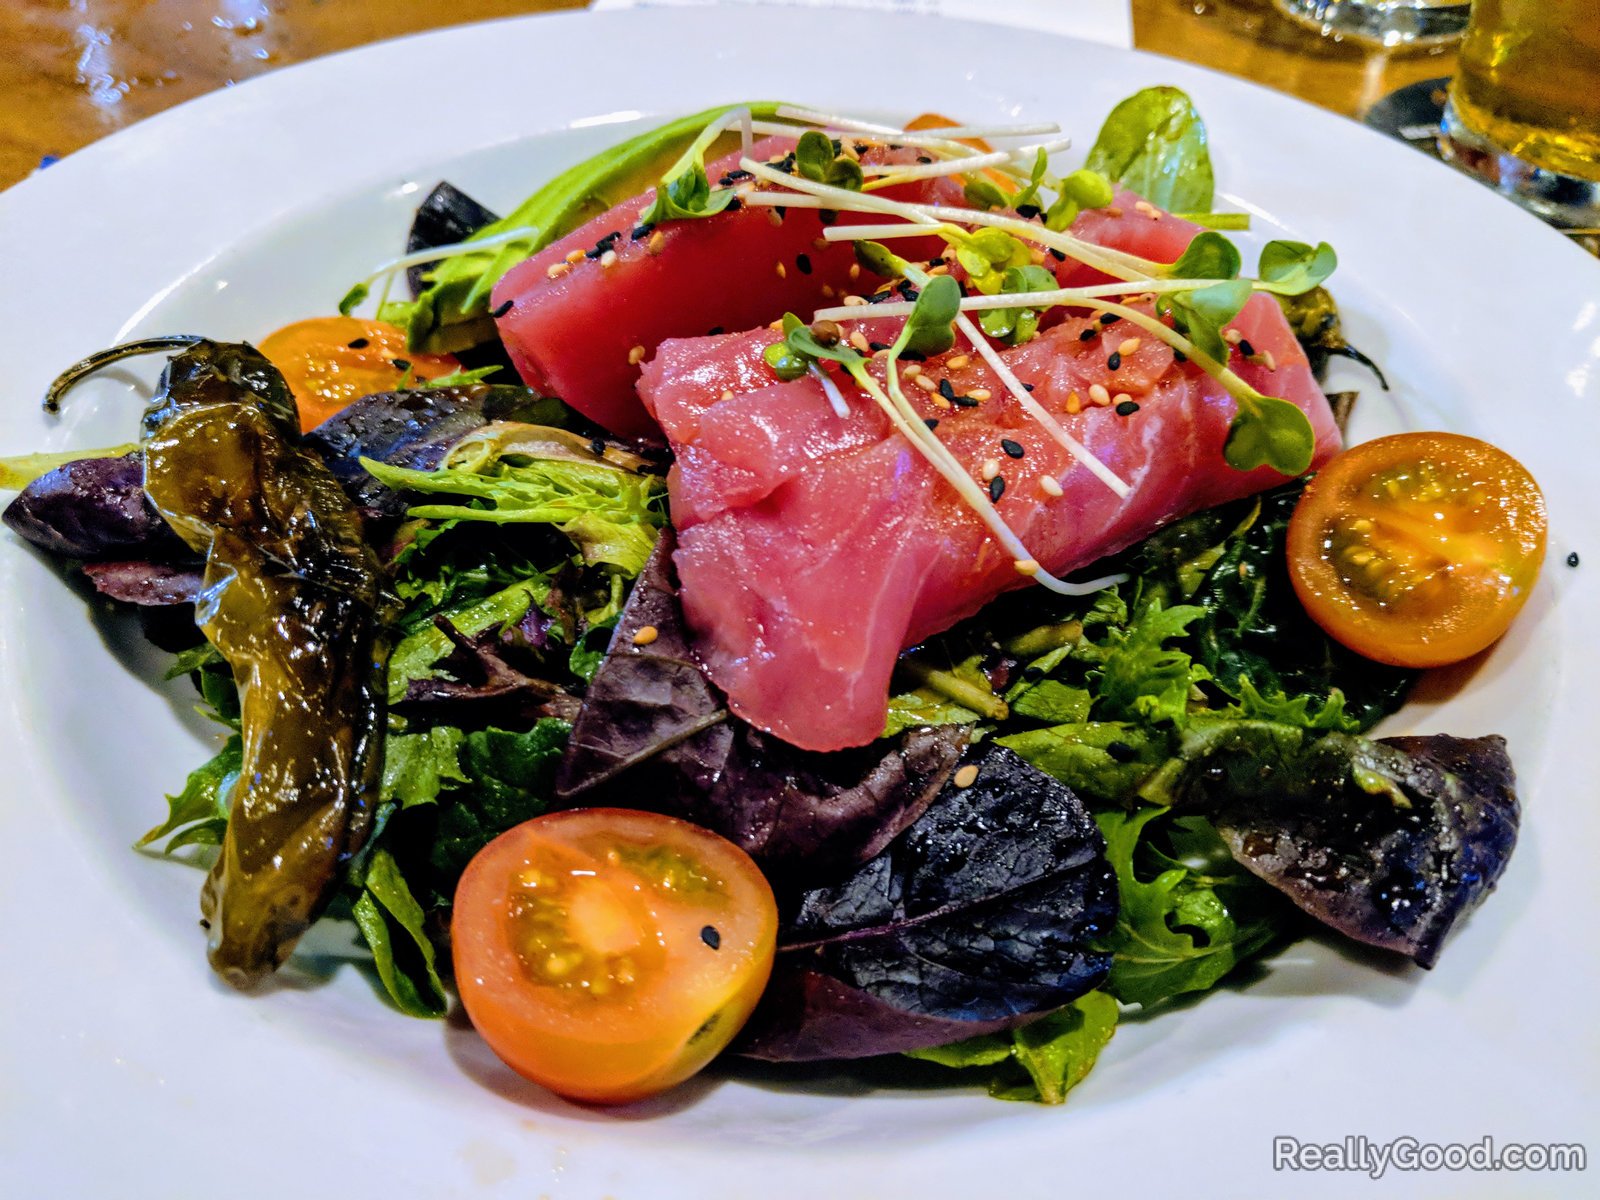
257,316 -> 461,432
1287,432 -> 1547,668
452,809 -> 778,1105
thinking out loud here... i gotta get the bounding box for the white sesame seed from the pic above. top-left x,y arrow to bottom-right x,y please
774,261 -> 787,279
565,249 -> 585,264
1117,337 -> 1141,356
903,363 -> 922,377
1013,559 -> 1040,577
1088,383 -> 1112,406
914,374 -> 938,392
1261,349 -> 1278,371
546,262 -> 570,279
843,294 -> 866,306
767,208 -> 783,228
953,764 -> 980,788
980,458 -> 1000,481
848,263 -> 861,280
647,230 -> 666,255
1223,328 -> 1244,345
1065,391 -> 1082,414
599,249 -> 618,269
1105,205 -> 1123,218
946,355 -> 970,370
1112,392 -> 1131,407
1040,475 -> 1064,497
720,389 -> 735,402
849,331 -> 870,352
967,388 -> 992,402
631,625 -> 659,647
627,344 -> 647,365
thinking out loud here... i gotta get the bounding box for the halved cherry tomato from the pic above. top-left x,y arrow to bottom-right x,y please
905,112 -> 1015,194
452,809 -> 777,1105
257,316 -> 461,432
1287,432 -> 1547,668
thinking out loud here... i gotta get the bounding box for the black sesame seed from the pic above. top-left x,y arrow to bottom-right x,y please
855,142 -> 870,155
775,205 -> 787,219
726,196 -> 743,212
1568,551 -> 1581,567
1238,338 -> 1256,358
938,379 -> 958,402
989,476 -> 1006,501
1079,328 -> 1098,342
490,299 -> 514,319
952,394 -> 980,408
1116,400 -> 1140,416
924,418 -> 940,430
819,208 -> 838,225
1016,203 -> 1041,220
630,223 -> 654,240
392,358 -> 411,371
917,155 -> 934,164
707,326 -> 724,336
1106,740 -> 1137,763
1001,439 -> 1025,459
700,925 -> 721,950
584,245 -> 606,259
1022,383 -> 1035,392
795,253 -> 813,275
1107,351 -> 1122,370
869,341 -> 891,352
1100,313 -> 1119,326
589,437 -> 606,456
1049,248 -> 1066,262
347,337 -> 369,349
897,280 -> 919,300
1173,349 -> 1187,363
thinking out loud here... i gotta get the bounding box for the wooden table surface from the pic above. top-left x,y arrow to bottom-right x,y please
0,0 -> 1459,191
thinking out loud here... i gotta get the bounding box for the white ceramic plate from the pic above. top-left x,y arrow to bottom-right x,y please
1,9 -> 1596,1197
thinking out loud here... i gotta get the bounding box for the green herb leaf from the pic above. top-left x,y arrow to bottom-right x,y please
976,264 -> 1056,345
855,240 -> 913,280
1223,390 -> 1317,475
1173,211 -> 1252,231
351,848 -> 449,1018
795,130 -> 836,182
428,720 -> 572,890
1256,240 -> 1338,296
1011,147 -> 1051,210
338,281 -> 369,317
1059,168 -> 1115,211
1093,600 -> 1208,726
901,274 -> 962,357
962,176 -> 1009,211
137,736 -> 241,853
907,990 -> 1118,1104
1095,806 -> 1284,1008
381,726 -> 468,808
1167,230 -> 1242,282
421,365 -> 502,389
1085,86 -> 1214,213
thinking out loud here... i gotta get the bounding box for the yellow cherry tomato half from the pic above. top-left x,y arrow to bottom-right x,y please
257,316 -> 461,431
1287,432 -> 1547,668
452,808 -> 778,1105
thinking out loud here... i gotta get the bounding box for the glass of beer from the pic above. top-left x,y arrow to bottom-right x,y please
1273,1 -> 1470,46
1439,0 -> 1600,227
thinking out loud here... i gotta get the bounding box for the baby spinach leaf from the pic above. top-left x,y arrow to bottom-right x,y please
1084,86 -> 1214,213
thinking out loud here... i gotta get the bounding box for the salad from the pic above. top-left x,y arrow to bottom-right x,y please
0,90 -> 1546,1108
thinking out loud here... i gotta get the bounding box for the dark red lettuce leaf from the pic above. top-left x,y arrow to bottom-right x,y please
302,384 -> 559,517
81,560 -> 204,606
405,181 -> 501,297
3,453 -> 183,560
396,614 -> 580,725
738,744 -> 1117,1061
555,532 -> 967,875
1152,721 -> 1518,968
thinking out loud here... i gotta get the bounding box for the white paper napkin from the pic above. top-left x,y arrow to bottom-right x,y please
587,0 -> 1135,49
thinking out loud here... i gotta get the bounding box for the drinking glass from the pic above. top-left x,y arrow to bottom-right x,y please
1438,0 -> 1600,227
1273,0 -> 1470,46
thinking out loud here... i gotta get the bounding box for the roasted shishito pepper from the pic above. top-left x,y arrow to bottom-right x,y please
53,337 -> 391,986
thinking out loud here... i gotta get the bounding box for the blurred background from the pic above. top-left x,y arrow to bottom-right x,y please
0,1 -> 1464,188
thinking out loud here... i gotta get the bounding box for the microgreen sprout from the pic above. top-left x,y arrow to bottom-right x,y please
1254,240 -> 1338,296
637,107 -> 753,225
794,130 -> 864,191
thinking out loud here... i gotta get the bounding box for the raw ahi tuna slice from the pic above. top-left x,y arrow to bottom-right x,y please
491,136 -> 959,440
639,219 -> 1339,751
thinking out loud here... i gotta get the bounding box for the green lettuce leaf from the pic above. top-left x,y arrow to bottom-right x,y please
906,990 -> 1119,1103
1094,806 -> 1287,1009
351,848 -> 449,1018
138,735 -> 241,853
381,726 -> 468,808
